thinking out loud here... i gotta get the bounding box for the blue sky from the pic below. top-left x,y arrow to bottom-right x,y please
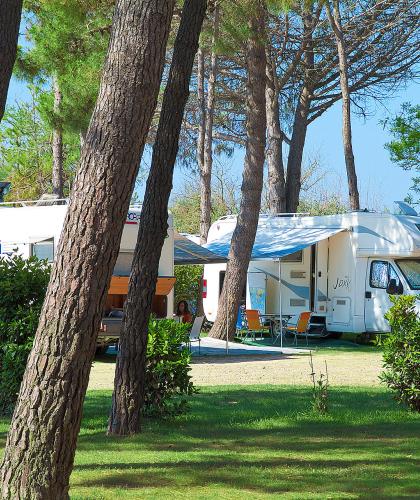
6,74 -> 418,211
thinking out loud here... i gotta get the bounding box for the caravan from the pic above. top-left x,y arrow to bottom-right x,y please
0,201 -> 176,348
203,209 -> 420,336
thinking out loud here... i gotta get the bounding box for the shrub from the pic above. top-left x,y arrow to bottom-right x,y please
144,318 -> 196,416
0,255 -> 50,414
381,295 -> 420,412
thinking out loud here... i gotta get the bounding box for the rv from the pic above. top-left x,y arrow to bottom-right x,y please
203,209 -> 420,336
0,201 -> 175,349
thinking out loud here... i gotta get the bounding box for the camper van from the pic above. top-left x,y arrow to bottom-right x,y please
203,209 -> 420,336
0,201 -> 175,349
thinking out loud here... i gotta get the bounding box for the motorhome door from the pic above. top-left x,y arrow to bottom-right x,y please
365,259 -> 403,332
246,272 -> 267,315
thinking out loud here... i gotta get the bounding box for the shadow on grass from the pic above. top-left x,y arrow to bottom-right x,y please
2,386 -> 419,496
70,386 -> 420,496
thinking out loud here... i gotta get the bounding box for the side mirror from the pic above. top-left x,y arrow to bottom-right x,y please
387,278 -> 403,295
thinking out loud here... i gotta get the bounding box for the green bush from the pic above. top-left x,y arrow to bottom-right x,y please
144,318 -> 196,416
381,295 -> 420,412
0,255 -> 51,413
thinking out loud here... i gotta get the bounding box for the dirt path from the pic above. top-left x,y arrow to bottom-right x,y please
89,351 -> 383,389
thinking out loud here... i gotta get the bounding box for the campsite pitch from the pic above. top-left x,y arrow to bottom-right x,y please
2,386 -> 417,499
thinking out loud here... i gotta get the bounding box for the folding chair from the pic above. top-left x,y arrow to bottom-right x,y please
243,309 -> 270,341
285,311 -> 312,346
188,316 -> 204,354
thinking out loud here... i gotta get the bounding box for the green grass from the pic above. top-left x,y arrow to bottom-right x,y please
2,385 -> 418,499
242,336 -> 382,354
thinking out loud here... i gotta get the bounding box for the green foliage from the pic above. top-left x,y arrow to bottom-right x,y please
385,103 -> 420,203
309,353 -> 329,415
381,295 -> 420,412
0,87 -> 79,200
298,194 -> 348,215
144,318 -> 196,416
22,0 -> 112,134
174,265 -> 203,314
0,255 -> 51,414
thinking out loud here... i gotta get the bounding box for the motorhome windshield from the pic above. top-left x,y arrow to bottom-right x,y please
396,259 -> 420,290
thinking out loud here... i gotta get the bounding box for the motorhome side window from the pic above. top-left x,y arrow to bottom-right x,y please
282,250 -> 303,263
370,261 -> 400,289
31,239 -> 54,263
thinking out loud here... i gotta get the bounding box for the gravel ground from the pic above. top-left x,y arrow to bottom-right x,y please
89,350 -> 383,389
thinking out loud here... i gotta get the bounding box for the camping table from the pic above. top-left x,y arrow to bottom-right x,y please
260,314 -> 293,344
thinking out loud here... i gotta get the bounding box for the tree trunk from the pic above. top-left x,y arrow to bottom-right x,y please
266,50 -> 285,214
209,1 -> 266,341
0,0 -> 23,122
52,76 -> 64,198
0,1 -> 175,498
197,46 -> 206,179
108,0 -> 207,437
199,3 -> 219,244
326,0 -> 360,210
285,11 -> 315,214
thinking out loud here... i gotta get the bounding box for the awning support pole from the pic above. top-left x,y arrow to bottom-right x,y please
279,259 -> 283,350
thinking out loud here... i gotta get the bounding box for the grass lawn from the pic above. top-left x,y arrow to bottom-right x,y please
2,385 -> 418,499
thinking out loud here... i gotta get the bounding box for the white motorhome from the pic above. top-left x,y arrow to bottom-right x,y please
203,209 -> 420,336
0,201 -> 176,347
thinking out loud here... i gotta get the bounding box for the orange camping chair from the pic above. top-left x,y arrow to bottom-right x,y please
244,309 -> 270,341
285,311 -> 312,346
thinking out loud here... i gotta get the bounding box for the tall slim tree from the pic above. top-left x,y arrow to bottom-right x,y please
325,0 -> 360,210
200,2 -> 220,243
108,0 -> 207,436
52,76 -> 64,198
0,0 -> 175,497
209,0 -> 266,341
0,0 -> 23,122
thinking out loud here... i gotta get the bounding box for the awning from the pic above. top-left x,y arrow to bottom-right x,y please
205,224 -> 346,261
109,276 -> 176,296
174,231 -> 227,265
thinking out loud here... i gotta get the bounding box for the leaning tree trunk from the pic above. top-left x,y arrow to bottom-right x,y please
326,0 -> 360,210
285,11 -> 315,214
209,1 -> 266,341
199,3 -> 219,244
52,76 -> 64,198
0,1 -> 175,498
0,0 -> 23,122
266,50 -> 286,214
108,0 -> 207,436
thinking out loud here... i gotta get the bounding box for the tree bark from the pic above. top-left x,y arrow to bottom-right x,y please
200,3 -> 219,244
266,49 -> 286,214
52,76 -> 64,198
0,1 -> 175,498
197,45 -> 206,187
0,0 -> 23,123
285,10 -> 315,214
326,0 -> 360,210
209,1 -> 266,341
108,0 -> 207,436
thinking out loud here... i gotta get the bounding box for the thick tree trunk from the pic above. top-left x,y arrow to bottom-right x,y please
0,1 -> 174,498
266,51 -> 285,214
108,0 -> 207,437
199,3 -> 219,244
209,1 -> 266,341
52,76 -> 64,198
0,0 -> 23,122
326,0 -> 360,210
285,11 -> 315,214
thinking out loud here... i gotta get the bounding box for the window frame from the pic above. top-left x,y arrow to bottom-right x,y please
31,238 -> 54,263
369,260 -> 401,290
